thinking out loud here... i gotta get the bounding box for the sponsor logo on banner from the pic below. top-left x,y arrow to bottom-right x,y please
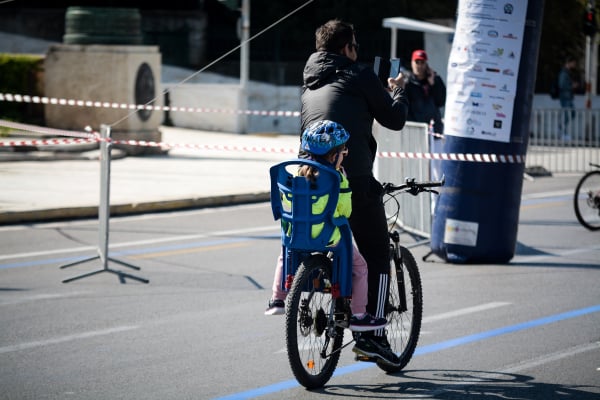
444,0 -> 528,143
444,218 -> 479,247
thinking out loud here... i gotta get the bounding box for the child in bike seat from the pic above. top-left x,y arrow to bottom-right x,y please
265,120 -> 387,332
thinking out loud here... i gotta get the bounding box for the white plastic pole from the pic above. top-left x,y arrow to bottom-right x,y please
98,124 -> 111,268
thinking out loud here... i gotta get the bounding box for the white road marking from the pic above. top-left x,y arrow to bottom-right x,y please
274,302 -> 511,354
422,302 -> 511,323
0,291 -> 88,306
0,225 -> 278,261
520,189 -> 573,200
500,341 -> 600,374
419,342 -> 600,393
512,244 -> 600,263
0,326 -> 139,354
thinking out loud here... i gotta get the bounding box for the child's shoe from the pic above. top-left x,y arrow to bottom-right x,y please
264,299 -> 285,315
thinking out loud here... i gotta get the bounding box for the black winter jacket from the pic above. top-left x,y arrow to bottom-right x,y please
404,72 -> 446,134
300,51 -> 409,180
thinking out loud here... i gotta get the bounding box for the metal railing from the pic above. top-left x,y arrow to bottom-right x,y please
374,110 -> 600,238
374,121 -> 432,238
527,108 -> 600,173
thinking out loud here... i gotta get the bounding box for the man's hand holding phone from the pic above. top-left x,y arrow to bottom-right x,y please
388,72 -> 406,91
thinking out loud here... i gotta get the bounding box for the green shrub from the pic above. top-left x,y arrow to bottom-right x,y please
0,53 -> 45,124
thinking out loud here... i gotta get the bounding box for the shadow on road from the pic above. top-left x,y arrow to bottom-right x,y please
316,369 -> 599,399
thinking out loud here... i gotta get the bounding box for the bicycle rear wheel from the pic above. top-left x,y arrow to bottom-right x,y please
285,255 -> 344,389
574,170 -> 600,231
378,245 -> 422,372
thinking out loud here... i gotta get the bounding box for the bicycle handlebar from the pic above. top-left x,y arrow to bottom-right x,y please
382,175 -> 446,196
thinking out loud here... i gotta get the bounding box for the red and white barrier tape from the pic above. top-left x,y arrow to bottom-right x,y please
0,138 -> 99,147
0,135 -> 526,163
378,151 -> 525,163
0,93 -> 301,117
113,139 -> 299,155
0,98 -> 524,163
1,92 -> 446,138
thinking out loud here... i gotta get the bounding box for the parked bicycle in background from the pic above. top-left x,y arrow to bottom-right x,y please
574,163 -> 600,231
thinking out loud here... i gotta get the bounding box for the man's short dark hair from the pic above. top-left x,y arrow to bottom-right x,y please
315,19 -> 355,53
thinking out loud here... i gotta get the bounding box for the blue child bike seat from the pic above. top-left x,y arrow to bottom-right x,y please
269,159 -> 353,296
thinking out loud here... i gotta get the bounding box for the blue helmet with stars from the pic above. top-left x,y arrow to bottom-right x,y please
301,120 -> 349,156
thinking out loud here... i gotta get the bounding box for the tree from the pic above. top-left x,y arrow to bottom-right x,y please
248,0 -> 593,92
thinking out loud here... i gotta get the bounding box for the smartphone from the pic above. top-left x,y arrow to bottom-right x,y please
389,58 -> 400,78
373,56 -> 391,87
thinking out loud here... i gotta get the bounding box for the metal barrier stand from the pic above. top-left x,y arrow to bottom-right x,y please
59,125 -> 149,284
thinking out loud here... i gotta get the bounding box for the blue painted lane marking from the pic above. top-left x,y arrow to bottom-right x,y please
212,304 -> 600,400
413,304 -> 600,355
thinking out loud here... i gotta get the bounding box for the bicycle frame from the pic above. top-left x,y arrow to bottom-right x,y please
270,160 -> 444,388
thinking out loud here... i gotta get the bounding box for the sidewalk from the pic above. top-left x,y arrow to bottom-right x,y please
0,126 -> 299,224
0,125 -> 572,226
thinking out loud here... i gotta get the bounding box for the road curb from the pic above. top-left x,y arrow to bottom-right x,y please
0,192 -> 270,224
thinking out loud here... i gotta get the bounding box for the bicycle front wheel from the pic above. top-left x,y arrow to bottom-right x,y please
285,255 -> 344,389
574,170 -> 600,231
378,245 -> 423,373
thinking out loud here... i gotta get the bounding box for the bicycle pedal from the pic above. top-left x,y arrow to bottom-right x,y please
354,354 -> 378,363
335,320 -> 349,329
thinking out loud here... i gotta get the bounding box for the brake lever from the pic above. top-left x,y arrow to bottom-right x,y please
408,186 -> 420,196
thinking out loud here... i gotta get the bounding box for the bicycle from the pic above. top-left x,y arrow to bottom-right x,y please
574,162 -> 600,231
269,159 -> 444,389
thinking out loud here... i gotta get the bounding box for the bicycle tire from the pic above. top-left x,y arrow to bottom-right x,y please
574,170 -> 600,231
377,245 -> 423,373
285,255 -> 344,389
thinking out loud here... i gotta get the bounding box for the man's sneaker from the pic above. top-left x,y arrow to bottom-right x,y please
352,335 -> 401,366
264,299 -> 285,315
349,313 -> 387,332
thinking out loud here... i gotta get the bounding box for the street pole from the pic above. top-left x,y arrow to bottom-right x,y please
585,0 -> 596,109
584,0 -> 596,143
239,0 -> 250,133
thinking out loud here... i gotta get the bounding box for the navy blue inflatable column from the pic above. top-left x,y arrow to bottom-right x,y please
430,0 -> 545,263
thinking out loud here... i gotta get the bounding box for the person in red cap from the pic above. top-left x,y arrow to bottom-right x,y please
405,49 -> 446,134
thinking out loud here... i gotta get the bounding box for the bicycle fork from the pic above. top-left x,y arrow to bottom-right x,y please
390,231 -> 408,314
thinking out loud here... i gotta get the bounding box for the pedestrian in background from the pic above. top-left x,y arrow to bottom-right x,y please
558,56 -> 579,140
404,49 -> 446,135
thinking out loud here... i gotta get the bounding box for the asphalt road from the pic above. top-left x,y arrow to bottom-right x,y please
1,173 -> 599,399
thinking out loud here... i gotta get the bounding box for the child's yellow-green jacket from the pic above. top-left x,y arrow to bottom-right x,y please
283,170 -> 351,246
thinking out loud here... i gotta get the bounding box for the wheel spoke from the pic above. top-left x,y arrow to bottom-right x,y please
378,246 -> 422,372
286,259 -> 344,389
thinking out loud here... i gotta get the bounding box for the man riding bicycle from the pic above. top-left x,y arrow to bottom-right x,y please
299,19 -> 409,365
